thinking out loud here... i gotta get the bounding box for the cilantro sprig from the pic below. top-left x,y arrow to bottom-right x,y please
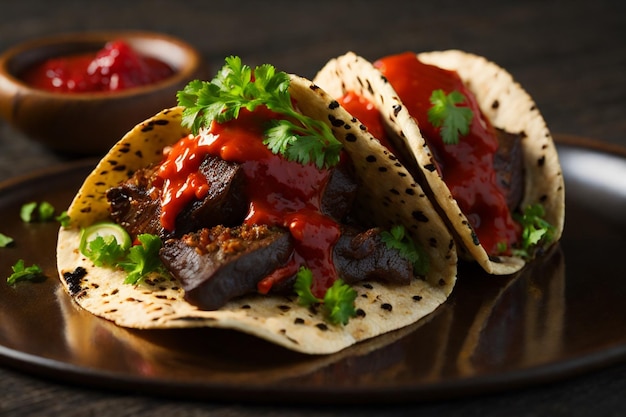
513,203 -> 556,258
118,234 -> 167,285
381,225 -> 429,276
294,267 -> 357,325
427,89 -> 474,145
7,259 -> 46,285
177,56 -> 342,169
80,225 -> 167,285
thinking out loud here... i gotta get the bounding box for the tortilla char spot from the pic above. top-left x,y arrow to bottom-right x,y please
411,210 -> 428,222
491,99 -> 500,109
356,308 -> 366,317
345,133 -> 357,142
429,237 -> 438,247
392,104 -> 402,117
63,266 -> 87,296
135,150 -> 143,158
389,188 -> 400,195
438,279 -> 446,286
328,100 -> 339,110
362,283 -> 373,290
278,305 -> 291,312
294,317 -> 305,325
538,156 -> 546,166
378,167 -> 388,172
489,255 -> 502,263
141,125 -> 154,133
424,163 -> 436,172
316,323 -> 329,331
405,188 -> 415,196
366,155 -> 376,162
413,295 -> 423,301
471,231 -> 480,245
381,303 -> 392,311
328,114 -> 345,127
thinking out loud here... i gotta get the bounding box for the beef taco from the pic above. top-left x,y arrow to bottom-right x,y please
56,56 -> 457,355
314,51 -> 565,275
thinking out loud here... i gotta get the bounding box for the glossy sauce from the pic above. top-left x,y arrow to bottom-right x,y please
156,107 -> 341,297
21,40 -> 174,93
373,52 -> 519,254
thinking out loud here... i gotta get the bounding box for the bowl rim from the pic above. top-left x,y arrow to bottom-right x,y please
0,30 -> 203,101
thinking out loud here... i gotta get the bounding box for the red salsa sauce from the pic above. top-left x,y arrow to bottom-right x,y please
155,107 -> 341,297
21,40 -> 174,93
367,52 -> 519,255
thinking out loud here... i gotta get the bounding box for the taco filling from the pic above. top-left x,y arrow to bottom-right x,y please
57,56 -> 457,354
314,51 -> 564,275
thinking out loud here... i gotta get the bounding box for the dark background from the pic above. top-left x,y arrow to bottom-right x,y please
0,1 -> 625,416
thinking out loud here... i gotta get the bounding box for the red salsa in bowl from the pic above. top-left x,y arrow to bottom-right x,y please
20,40 -> 175,93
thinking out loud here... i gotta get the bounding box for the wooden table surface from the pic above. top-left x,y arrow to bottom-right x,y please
0,1 -> 625,416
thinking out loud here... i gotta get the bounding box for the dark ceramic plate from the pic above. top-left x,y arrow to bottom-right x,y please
0,135 -> 625,404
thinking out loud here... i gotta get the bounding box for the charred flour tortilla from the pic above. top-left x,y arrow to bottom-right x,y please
314,51 -> 565,275
57,74 -> 457,355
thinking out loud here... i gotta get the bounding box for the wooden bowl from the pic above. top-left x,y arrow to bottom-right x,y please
0,31 -> 206,154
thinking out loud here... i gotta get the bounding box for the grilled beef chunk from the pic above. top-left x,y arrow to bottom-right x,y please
494,129 -> 525,212
173,155 -> 248,235
333,227 -> 413,286
320,156 -> 358,221
107,155 -> 247,239
159,225 -> 294,310
107,166 -> 166,239
269,227 -> 414,294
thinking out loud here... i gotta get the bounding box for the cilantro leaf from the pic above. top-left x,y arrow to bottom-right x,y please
0,233 -> 14,248
177,56 -> 342,169
56,211 -> 71,227
20,201 -> 59,223
294,267 -> 321,306
323,279 -> 357,325
118,234 -> 166,285
20,202 -> 37,222
7,259 -> 46,285
381,225 -> 429,276
427,89 -> 474,145
513,204 -> 556,258
294,267 -> 357,325
83,235 -> 127,267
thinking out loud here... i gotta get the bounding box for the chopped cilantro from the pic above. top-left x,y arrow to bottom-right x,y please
381,225 -> 429,276
7,259 -> 46,285
56,211 -> 71,227
20,201 -> 61,223
513,203 -> 556,258
177,56 -> 342,169
83,235 -> 127,267
294,267 -> 357,325
19,202 -> 37,222
0,233 -> 13,248
118,234 -> 167,285
427,89 -> 474,145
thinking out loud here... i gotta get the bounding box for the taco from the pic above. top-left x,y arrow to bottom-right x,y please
56,57 -> 457,355
313,51 -> 565,275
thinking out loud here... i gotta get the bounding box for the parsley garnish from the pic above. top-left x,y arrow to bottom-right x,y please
7,259 -> 46,285
380,225 -> 429,276
0,233 -> 14,248
177,56 -> 342,169
513,204 -> 555,258
427,89 -> 474,145
294,267 -> 357,325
